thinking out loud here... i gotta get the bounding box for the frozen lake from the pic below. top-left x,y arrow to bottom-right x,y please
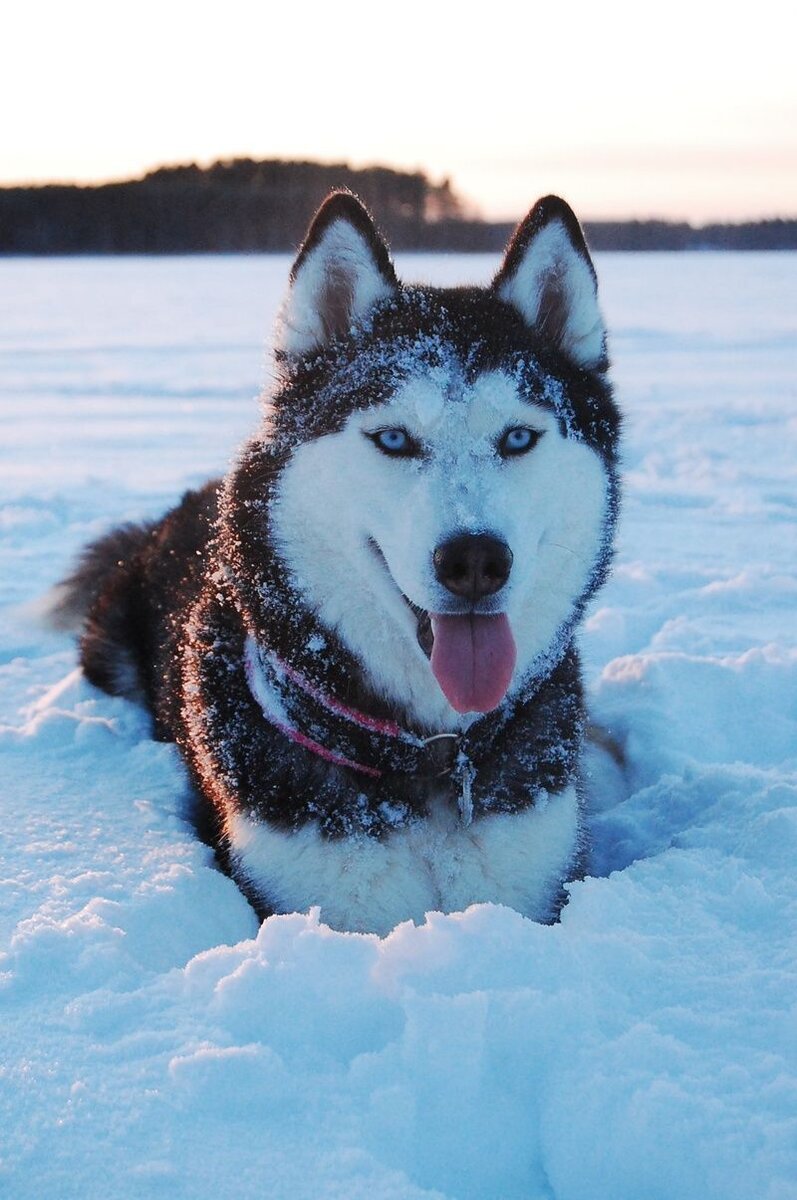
1,252 -> 796,1199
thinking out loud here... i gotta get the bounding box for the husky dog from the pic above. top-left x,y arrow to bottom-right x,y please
57,193 -> 620,935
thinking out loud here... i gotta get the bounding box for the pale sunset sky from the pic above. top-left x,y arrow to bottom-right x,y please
3,0 -> 795,222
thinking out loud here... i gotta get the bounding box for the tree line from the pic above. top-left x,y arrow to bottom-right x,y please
1,158 -> 794,253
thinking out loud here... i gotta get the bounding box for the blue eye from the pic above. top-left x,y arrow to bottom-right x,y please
367,428 -> 420,457
378,429 -> 407,452
499,426 -> 542,457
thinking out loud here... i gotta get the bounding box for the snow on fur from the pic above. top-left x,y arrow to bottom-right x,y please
0,251 -> 795,1199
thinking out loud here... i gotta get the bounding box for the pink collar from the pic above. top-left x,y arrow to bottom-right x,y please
242,635 -> 475,819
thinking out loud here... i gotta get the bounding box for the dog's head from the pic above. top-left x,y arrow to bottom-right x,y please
246,193 -> 620,729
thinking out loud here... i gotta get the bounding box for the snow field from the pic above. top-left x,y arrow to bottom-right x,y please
1,252 -> 795,1198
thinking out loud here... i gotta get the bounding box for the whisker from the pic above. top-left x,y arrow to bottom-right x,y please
542,538 -> 588,564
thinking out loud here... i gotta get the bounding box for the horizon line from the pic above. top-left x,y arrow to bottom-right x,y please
1,157 -> 795,228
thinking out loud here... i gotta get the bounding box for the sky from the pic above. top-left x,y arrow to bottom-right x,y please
2,0 -> 795,223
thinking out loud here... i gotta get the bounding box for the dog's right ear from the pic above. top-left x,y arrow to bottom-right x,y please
275,193 -> 398,358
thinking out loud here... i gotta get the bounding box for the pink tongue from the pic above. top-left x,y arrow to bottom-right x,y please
430,614 -> 517,714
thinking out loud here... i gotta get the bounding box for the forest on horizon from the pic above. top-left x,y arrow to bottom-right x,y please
2,158 -> 795,254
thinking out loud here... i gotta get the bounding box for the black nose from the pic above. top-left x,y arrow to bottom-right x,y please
433,534 -> 513,602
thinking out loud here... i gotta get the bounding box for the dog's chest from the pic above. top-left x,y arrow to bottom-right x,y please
228,785 -> 579,935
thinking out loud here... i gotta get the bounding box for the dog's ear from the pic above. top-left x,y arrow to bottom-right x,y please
493,196 -> 607,371
276,192 -> 398,357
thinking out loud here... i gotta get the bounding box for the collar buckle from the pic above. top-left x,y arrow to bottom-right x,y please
419,732 -> 461,777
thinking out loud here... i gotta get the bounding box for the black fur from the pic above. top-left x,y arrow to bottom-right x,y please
58,192 -> 621,923
493,194 -> 609,373
290,190 -> 398,289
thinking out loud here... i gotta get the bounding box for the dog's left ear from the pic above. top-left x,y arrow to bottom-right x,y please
276,192 -> 398,358
493,196 -> 607,371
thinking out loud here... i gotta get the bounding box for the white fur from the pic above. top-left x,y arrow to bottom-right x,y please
34,583 -> 84,632
228,785 -> 580,935
497,219 -> 606,368
275,219 -> 394,357
244,636 -> 292,727
271,369 -> 609,730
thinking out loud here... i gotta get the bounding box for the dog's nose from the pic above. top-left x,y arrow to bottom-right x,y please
433,534 -> 513,601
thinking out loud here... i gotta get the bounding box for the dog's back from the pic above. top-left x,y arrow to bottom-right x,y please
53,483 -> 219,728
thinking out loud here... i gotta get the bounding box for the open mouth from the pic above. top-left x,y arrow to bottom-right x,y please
368,539 -> 517,714
408,600 -> 434,658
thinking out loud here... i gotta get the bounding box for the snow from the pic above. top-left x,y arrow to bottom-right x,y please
1,251 -> 796,1199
